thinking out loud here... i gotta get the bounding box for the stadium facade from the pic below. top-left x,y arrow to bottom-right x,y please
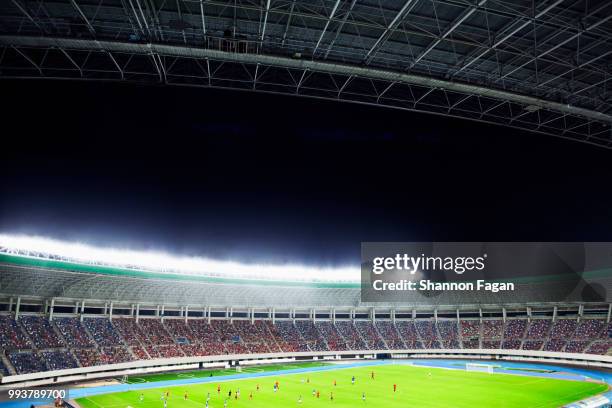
1,245 -> 611,390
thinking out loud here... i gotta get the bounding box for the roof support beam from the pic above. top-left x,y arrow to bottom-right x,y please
281,0 -> 296,46
323,0 -> 358,59
69,0 -> 97,36
497,14 -> 612,83
312,0 -> 342,56
364,0 -> 418,64
410,0 -> 487,69
9,0 -> 46,33
452,0 -> 564,77
12,46 -> 42,75
0,35 -> 610,125
260,0 -> 271,42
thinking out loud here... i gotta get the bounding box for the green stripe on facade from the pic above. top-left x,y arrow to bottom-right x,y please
1,253 -> 610,288
0,254 -> 360,288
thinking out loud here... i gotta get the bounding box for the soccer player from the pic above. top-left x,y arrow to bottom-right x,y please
249,392 -> 253,400
163,399 -> 167,408
205,399 -> 209,408
428,372 -> 432,379
330,392 -> 334,401
228,390 -> 232,398
393,384 -> 397,392
371,371 -> 375,380
312,389 -> 316,397
316,391 -> 320,399
217,384 -> 221,394
351,375 -> 355,385
333,379 -> 337,386
256,384 -> 260,392
224,399 -> 228,408
298,395 -> 303,404
139,393 -> 144,403
236,388 -> 240,399
306,377 -> 310,384
362,392 -> 366,402
273,383 -> 278,393
184,391 -> 188,400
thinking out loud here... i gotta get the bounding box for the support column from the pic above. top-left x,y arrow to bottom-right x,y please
103,302 -> 108,316
391,309 -> 396,324
109,302 -> 114,321
502,308 -> 506,323
185,305 -> 189,323
74,301 -> 80,314
136,304 -> 140,323
456,309 -> 460,321
313,308 -> 316,324
479,308 -> 482,324
207,306 -> 211,324
250,308 -> 254,325
332,308 -> 336,324
434,309 -> 438,323
553,306 -> 558,322
80,300 -> 85,322
49,298 -> 55,322
272,307 -> 275,325
412,309 -> 416,320
15,296 -> 21,321
8,297 -> 13,314
527,307 -> 532,323
607,304 -> 612,324
130,304 -> 135,317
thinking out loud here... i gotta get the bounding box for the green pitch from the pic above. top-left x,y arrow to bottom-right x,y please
122,362 -> 331,384
76,364 -> 608,408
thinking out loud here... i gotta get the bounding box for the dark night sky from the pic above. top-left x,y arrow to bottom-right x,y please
1,80 -> 611,266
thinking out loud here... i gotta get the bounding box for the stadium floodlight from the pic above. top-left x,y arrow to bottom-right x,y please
0,234 -> 360,283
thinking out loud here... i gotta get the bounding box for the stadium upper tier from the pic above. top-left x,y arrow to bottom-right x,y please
1,253 -> 612,306
0,0 -> 611,147
0,314 -> 610,376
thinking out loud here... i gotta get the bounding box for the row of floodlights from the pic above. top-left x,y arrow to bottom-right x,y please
0,234 -> 360,283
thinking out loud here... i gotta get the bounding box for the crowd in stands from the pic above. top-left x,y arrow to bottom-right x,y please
1,314 -> 611,376
526,320 -> 551,339
355,321 -> 386,350
20,316 -> 64,349
267,321 -> 309,352
317,321 -> 348,351
335,321 -> 367,350
84,318 -> 124,346
482,320 -> 503,338
8,351 -> 46,374
0,359 -> 9,376
460,321 -> 480,338
0,315 -> 30,350
55,318 -> 95,348
376,321 -> 405,349
40,350 -> 78,371
295,321 -> 328,351
503,320 -> 527,339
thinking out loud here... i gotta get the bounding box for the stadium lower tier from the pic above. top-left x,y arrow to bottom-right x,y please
0,314 -> 611,375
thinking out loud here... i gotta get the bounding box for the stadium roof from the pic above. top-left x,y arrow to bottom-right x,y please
0,0 -> 611,148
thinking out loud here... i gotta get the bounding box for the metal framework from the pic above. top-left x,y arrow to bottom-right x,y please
0,0 -> 611,147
